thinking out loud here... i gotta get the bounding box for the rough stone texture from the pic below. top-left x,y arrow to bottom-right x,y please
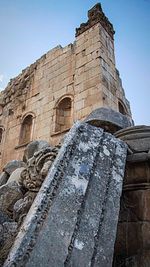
7,167 -> 26,185
0,4 -> 131,170
115,125 -> 150,152
20,146 -> 59,192
0,211 -> 12,225
11,145 -> 60,226
3,160 -> 26,176
23,140 -> 50,162
0,221 -> 18,266
116,252 -> 150,267
0,172 -> 8,186
0,181 -> 23,215
4,122 -> 127,267
113,125 -> 150,266
13,191 -> 36,222
85,107 -> 133,133
0,141 -> 61,266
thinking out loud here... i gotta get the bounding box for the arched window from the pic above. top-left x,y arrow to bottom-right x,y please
118,100 -> 127,115
55,97 -> 73,133
19,114 -> 33,145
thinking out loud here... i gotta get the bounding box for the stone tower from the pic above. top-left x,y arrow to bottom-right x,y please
0,3 -> 132,169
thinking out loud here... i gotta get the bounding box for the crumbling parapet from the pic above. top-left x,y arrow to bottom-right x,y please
76,3 -> 115,39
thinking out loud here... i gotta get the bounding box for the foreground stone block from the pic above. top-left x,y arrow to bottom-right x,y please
7,167 -> 26,185
0,181 -> 23,215
4,122 -> 127,267
3,160 -> 26,176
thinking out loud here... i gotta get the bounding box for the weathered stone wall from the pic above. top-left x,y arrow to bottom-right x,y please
0,3 -> 132,169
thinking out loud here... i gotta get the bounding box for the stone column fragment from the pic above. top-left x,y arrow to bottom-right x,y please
4,122 -> 127,267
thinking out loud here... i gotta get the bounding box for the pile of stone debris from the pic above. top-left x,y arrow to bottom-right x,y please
0,140 -> 60,265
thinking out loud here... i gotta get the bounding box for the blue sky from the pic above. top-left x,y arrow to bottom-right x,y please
0,0 -> 149,125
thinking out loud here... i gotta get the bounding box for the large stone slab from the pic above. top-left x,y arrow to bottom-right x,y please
4,122 -> 127,267
85,107 -> 133,133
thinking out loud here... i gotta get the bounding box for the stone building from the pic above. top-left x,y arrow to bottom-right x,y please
2,3 -> 150,267
0,3 -> 132,169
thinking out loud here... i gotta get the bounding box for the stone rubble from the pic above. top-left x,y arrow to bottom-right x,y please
0,140 -> 60,265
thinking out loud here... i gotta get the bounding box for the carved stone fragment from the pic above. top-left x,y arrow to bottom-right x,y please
4,122 -> 127,267
20,146 -> 59,191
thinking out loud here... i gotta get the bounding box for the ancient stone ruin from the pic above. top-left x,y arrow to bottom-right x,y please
0,3 -> 149,267
0,3 -> 132,170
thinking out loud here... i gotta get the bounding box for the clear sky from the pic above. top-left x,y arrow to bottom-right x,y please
0,0 -> 149,125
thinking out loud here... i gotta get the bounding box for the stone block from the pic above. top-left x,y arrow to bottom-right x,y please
7,167 -> 26,185
86,42 -> 101,56
83,76 -> 101,90
85,107 -> 133,133
115,126 -> 150,153
23,140 -> 50,162
84,93 -> 101,106
116,251 -> 150,267
0,172 -> 8,187
3,160 -> 26,176
80,107 -> 93,118
76,57 -> 87,69
120,190 -> 150,222
0,181 -> 23,215
124,161 -> 150,186
75,99 -> 84,111
115,221 -> 150,258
